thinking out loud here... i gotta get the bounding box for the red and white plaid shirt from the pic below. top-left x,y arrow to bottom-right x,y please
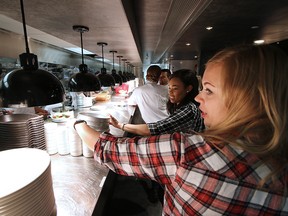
94,132 -> 288,215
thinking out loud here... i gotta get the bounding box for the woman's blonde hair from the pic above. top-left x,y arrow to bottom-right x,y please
202,45 -> 288,170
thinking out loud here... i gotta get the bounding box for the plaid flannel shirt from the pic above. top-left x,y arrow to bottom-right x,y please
147,102 -> 205,135
94,132 -> 288,215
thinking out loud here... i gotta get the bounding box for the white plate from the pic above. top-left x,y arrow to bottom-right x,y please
51,117 -> 68,123
90,105 -> 107,111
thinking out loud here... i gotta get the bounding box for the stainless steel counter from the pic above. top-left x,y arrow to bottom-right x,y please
51,155 -> 109,216
50,95 -> 136,216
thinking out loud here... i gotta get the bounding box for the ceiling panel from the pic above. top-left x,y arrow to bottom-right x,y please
1,0 -> 288,71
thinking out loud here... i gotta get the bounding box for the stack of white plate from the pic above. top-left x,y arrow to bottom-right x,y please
27,115 -> 46,150
0,114 -> 46,151
0,148 -> 56,216
77,111 -> 110,132
44,122 -> 58,155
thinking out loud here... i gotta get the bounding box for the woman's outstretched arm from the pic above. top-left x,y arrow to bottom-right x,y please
109,114 -> 151,136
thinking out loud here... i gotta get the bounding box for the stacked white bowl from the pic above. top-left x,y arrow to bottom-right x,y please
67,119 -> 83,156
44,122 -> 58,155
56,123 -> 70,155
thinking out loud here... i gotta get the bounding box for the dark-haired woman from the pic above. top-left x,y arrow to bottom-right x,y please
109,69 -> 204,135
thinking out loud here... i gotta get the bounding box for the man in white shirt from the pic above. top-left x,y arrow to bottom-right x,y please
159,69 -> 172,86
128,65 -> 169,123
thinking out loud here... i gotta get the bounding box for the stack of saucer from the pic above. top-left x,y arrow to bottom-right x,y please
0,114 -> 46,151
0,148 -> 56,216
27,115 -> 46,150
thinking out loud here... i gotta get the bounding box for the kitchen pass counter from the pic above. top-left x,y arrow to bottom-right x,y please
50,96 -> 136,216
50,155 -> 109,216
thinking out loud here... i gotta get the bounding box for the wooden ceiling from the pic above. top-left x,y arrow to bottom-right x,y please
1,0 -> 288,70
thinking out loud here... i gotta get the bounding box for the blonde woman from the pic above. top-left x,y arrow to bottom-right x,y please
75,44 -> 288,215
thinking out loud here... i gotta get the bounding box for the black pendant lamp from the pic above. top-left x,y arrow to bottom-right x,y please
125,61 -> 132,80
68,25 -> 101,92
117,55 -> 127,82
109,50 -> 123,85
96,42 -> 115,87
122,58 -> 131,81
0,0 -> 65,107
127,63 -> 136,79
130,65 -> 136,79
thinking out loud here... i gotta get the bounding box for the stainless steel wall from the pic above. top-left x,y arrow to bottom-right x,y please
0,29 -> 106,70
0,29 -> 142,79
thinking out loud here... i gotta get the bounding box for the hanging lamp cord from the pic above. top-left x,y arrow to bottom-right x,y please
112,52 -> 115,69
20,0 -> 29,54
118,56 -> 121,71
101,45 -> 105,68
80,31 -> 84,65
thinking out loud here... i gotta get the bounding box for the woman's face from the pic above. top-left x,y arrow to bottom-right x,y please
168,77 -> 192,104
195,63 -> 228,128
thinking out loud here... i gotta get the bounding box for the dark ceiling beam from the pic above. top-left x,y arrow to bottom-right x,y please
121,0 -> 143,63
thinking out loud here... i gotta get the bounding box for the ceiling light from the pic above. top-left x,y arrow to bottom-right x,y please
68,25 -> 101,92
254,39 -> 265,44
251,26 -> 259,29
186,43 -> 191,46
65,47 -> 95,55
0,0 -> 65,107
206,26 -> 213,30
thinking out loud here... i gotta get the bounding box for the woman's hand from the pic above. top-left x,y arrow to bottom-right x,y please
109,114 -> 122,129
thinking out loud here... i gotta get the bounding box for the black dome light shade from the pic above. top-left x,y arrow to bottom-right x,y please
97,42 -> 115,87
109,50 -> 123,85
0,0 -> 65,107
68,66 -> 102,92
0,61 -> 64,107
68,25 -> 101,92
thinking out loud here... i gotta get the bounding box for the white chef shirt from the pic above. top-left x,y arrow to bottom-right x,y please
128,81 -> 169,123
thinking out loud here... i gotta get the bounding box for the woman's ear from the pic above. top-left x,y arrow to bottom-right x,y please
186,85 -> 193,93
